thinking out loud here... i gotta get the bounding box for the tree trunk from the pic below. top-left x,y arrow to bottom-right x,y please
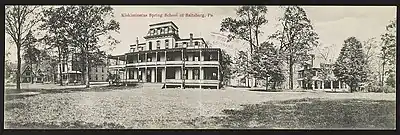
265,78 -> 268,91
58,48 -> 63,86
85,52 -> 90,88
247,10 -> 253,54
31,62 -> 34,84
255,27 -> 259,47
16,45 -> 21,90
289,58 -> 294,90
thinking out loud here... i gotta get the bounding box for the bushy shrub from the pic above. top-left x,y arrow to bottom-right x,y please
385,74 -> 396,88
364,84 -> 396,93
364,84 -> 381,92
382,85 -> 396,93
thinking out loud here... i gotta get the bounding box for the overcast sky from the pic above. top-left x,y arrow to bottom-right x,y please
5,6 -> 396,62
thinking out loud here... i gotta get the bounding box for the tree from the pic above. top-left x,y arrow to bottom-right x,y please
5,5 -> 41,90
362,38 -> 381,87
249,42 -> 284,90
380,20 -> 396,88
22,32 -> 41,84
220,50 -> 233,86
269,6 -> 319,90
233,50 -> 251,87
333,37 -> 368,92
220,6 -> 268,54
40,6 -> 72,86
64,6 -> 120,88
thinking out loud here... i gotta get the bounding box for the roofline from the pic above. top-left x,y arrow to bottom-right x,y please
149,21 -> 179,29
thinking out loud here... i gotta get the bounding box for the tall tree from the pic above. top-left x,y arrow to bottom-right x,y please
380,20 -> 396,87
333,37 -> 368,92
64,6 -> 120,88
5,5 -> 41,90
249,42 -> 284,90
40,6 -> 71,86
233,50 -> 251,87
270,6 -> 319,90
220,6 -> 268,54
220,50 -> 233,86
362,38 -> 381,87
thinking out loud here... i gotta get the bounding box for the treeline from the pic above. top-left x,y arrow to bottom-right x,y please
5,5 -> 120,90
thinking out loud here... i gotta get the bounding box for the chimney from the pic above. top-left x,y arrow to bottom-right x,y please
136,37 -> 139,51
189,33 -> 193,47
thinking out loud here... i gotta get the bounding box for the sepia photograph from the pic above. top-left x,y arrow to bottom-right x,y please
4,5 -> 397,129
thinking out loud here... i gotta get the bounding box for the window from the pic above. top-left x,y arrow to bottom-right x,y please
102,75 -> 104,80
184,69 -> 188,79
165,40 -> 169,49
102,67 -> 104,73
157,53 -> 161,61
96,75 -> 98,81
149,42 -> 152,50
183,42 -> 187,47
175,43 -> 178,48
166,27 -> 170,33
195,41 -> 199,46
157,40 -> 161,50
193,69 -> 199,80
96,67 -> 98,72
157,28 -> 161,35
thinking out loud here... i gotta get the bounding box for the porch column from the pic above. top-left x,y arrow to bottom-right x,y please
330,81 -> 333,91
137,53 -> 140,62
181,49 -> 185,89
338,81 -> 341,89
156,52 -> 158,62
217,50 -> 220,89
145,67 -> 148,82
117,57 -> 119,65
322,81 -> 325,90
300,80 -> 303,89
312,80 -> 315,90
145,53 -> 148,62
136,67 -> 139,81
155,67 -> 158,83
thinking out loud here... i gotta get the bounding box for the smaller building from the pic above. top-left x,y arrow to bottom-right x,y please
20,64 -> 48,83
297,55 -> 349,91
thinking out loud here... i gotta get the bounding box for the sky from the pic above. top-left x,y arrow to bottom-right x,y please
5,6 -> 397,63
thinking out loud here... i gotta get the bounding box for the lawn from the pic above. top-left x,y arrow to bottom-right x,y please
4,86 -> 396,129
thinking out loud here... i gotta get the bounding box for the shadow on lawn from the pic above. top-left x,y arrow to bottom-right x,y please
248,89 -> 283,92
5,120 -> 126,129
196,98 -> 396,129
5,85 -> 140,101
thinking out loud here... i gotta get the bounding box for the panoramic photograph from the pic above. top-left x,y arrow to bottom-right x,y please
4,5 -> 396,129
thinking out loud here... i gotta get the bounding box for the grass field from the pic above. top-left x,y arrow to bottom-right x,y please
4,86 -> 396,129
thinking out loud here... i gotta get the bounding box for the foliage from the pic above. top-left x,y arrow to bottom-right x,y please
379,20 -> 396,87
220,50 -> 233,86
269,6 -> 319,90
41,6 -> 120,87
5,5 -> 41,90
249,42 -> 284,90
220,6 -> 268,53
333,37 -> 368,92
385,73 -> 396,88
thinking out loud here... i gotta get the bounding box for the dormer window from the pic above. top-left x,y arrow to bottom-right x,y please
175,43 -> 178,48
183,42 -> 187,47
